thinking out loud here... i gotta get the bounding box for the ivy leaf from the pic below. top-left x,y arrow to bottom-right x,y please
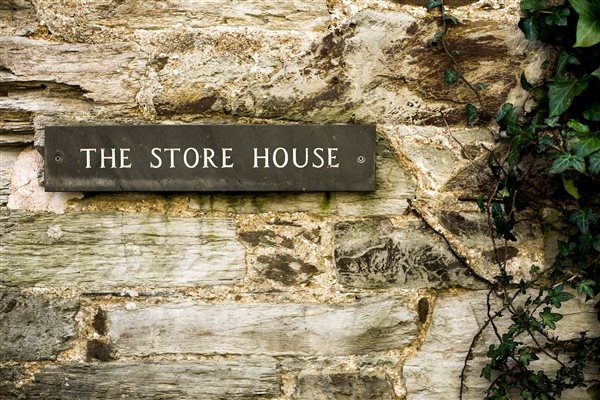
519,16 -> 539,41
584,102 -> 600,121
539,307 -> 563,329
548,285 -> 575,308
427,0 -> 443,11
576,279 -> 596,299
549,154 -> 586,174
428,31 -> 444,46
547,77 -> 590,117
573,134 -> 600,157
569,0 -> 600,47
569,209 -> 599,234
518,346 -> 539,366
520,0 -> 546,12
444,68 -> 460,85
562,175 -> 581,199
567,119 -> 590,133
466,103 -> 479,126
544,7 -> 570,26
589,152 -> 600,174
593,67 -> 600,79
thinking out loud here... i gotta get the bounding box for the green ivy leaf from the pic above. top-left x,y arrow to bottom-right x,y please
519,16 -> 539,41
521,0 -> 546,12
548,285 -> 575,308
466,103 -> 479,126
573,134 -> 600,157
569,209 -> 599,234
593,66 -> 600,79
550,154 -> 586,174
589,152 -> 600,174
569,0 -> 600,47
584,102 -> 600,121
428,31 -> 444,46
576,279 -> 596,299
544,7 -> 570,26
547,77 -> 590,117
567,119 -> 590,133
518,346 -> 539,366
444,68 -> 460,85
540,307 -> 563,329
427,0 -> 443,11
562,175 -> 581,199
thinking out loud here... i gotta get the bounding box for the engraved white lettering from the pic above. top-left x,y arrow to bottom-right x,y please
80,148 -> 97,169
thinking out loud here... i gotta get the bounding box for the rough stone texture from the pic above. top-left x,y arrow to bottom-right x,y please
0,148 -> 20,204
0,290 -> 79,361
0,364 -> 25,399
238,213 -> 325,286
6,147 -> 82,212
334,217 -> 484,289
108,296 -> 419,357
32,0 -> 330,41
404,290 -> 599,400
19,359 -> 279,399
0,210 -> 246,288
411,203 -> 547,281
293,372 -> 394,400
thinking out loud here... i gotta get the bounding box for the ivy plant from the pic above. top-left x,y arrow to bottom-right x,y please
427,0 -> 600,398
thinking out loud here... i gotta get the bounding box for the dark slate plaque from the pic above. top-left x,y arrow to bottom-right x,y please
44,125 -> 375,192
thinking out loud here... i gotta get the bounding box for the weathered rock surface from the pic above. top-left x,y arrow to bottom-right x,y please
0,211 -> 246,287
0,148 -> 20,204
238,214 -> 325,286
334,217 -> 484,289
108,297 -> 419,357
404,290 -> 599,400
293,371 -> 394,400
19,359 -> 279,399
0,290 -> 78,361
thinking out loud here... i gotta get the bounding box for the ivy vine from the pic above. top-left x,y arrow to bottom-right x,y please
427,0 -> 600,398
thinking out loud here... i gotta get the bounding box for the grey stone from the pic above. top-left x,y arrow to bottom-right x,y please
20,359 -> 279,399
0,364 -> 25,399
255,254 -> 321,285
0,148 -> 20,205
293,372 -> 394,400
108,296 -> 419,357
0,211 -> 246,288
333,217 -> 484,289
0,290 -> 78,361
404,290 -> 600,400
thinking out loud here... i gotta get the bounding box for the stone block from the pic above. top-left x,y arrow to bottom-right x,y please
0,290 -> 78,361
20,359 -> 279,399
108,296 -> 419,357
334,217 -> 484,289
0,211 -> 246,288
294,372 -> 394,400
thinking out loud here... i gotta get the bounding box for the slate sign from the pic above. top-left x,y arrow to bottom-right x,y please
44,125 -> 376,192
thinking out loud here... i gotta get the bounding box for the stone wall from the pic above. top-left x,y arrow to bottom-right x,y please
0,0 -> 596,399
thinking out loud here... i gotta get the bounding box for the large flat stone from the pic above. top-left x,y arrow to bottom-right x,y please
0,211 -> 246,288
20,359 -> 279,399
334,217 -> 484,289
293,371 -> 394,400
0,290 -> 78,361
108,296 -> 419,357
403,290 -> 599,399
